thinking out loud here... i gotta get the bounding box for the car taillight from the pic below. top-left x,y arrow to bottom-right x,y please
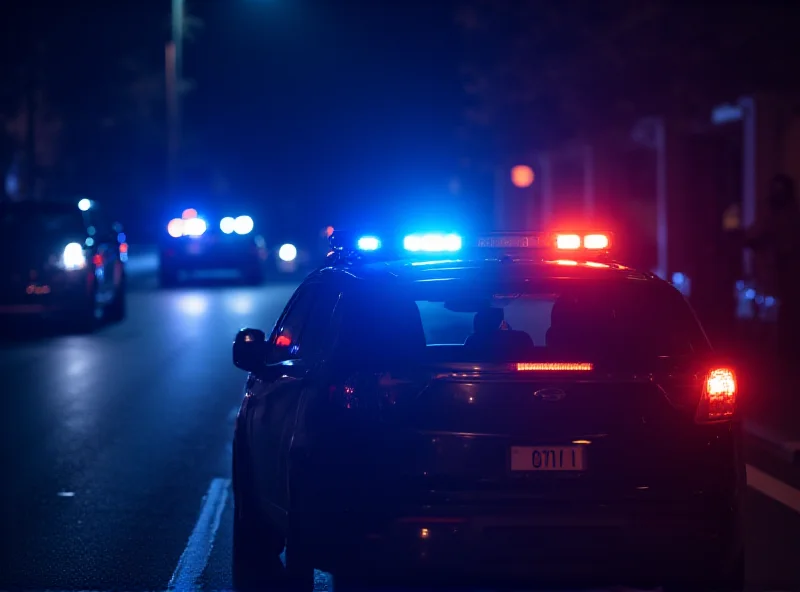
695,367 -> 737,422
516,362 -> 593,372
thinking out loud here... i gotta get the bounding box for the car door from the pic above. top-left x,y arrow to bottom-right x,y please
248,280 -> 342,517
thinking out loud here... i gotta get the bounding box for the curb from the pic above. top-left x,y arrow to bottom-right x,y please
743,419 -> 800,466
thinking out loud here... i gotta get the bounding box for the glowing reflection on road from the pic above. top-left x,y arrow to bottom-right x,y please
226,292 -> 254,315
177,293 -> 209,317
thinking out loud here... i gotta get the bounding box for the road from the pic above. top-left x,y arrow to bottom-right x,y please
1,268 -> 800,591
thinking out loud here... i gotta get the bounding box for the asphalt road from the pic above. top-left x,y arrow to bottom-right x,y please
1,268 -> 800,591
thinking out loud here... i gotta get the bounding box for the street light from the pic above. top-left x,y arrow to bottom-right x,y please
511,165 -> 534,188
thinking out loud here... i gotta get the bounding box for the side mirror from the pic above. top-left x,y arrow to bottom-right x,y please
233,328 -> 268,372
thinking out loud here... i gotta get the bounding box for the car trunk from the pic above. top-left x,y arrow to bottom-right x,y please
355,357 -> 734,504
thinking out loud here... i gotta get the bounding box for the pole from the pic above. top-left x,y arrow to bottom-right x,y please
166,42 -> 178,198
654,118 -> 668,280
167,0 -> 184,199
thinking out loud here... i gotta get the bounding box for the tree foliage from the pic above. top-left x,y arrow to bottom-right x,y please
458,0 -> 800,157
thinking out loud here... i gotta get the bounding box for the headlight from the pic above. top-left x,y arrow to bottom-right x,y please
234,216 -> 254,235
167,218 -> 184,237
278,243 -> 297,262
62,242 -> 87,270
220,217 -> 236,234
183,218 -> 207,237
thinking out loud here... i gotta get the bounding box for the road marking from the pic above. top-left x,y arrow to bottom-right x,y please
168,477 -> 231,591
747,464 -> 800,514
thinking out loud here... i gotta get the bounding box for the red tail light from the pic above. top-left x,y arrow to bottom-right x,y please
516,362 -> 593,372
695,367 -> 737,422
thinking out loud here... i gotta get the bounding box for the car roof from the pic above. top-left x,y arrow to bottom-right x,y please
312,257 -> 658,288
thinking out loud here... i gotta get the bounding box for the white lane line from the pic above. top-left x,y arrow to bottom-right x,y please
168,477 -> 231,591
747,464 -> 800,514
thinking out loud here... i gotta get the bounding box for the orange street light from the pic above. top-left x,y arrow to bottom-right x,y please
511,165 -> 534,188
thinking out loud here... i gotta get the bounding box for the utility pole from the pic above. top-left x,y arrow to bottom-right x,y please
167,0 -> 184,199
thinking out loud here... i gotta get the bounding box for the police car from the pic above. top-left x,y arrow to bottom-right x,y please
230,229 -> 744,591
158,209 -> 267,286
0,199 -> 127,331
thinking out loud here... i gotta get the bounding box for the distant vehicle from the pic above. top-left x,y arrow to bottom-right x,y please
230,228 -> 744,591
158,208 -> 268,287
0,200 -> 127,330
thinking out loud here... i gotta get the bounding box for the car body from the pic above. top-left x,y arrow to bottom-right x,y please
0,200 -> 127,329
158,210 -> 267,286
230,231 -> 745,591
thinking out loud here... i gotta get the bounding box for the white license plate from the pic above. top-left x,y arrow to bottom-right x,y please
510,446 -> 586,471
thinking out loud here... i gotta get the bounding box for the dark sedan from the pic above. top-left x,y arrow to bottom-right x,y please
0,200 -> 126,331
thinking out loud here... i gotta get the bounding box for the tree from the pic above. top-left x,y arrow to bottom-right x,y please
458,0 -> 800,160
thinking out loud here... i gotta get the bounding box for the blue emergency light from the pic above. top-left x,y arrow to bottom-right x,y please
403,233 -> 462,253
357,236 -> 381,251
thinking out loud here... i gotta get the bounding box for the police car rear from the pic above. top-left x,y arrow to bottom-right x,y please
236,230 -> 744,590
159,209 -> 267,286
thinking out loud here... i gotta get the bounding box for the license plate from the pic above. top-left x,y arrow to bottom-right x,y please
510,446 -> 586,471
187,243 -> 202,255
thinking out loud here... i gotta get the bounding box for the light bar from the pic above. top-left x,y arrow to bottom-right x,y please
403,233 -> 462,253
476,232 -> 612,252
516,362 -> 593,371
583,234 -> 609,249
168,217 -> 207,237
357,236 -> 381,251
555,234 -> 581,250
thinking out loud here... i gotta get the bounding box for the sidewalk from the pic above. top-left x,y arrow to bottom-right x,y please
726,332 -> 800,465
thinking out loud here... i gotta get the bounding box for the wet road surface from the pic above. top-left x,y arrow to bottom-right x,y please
1,274 -> 799,591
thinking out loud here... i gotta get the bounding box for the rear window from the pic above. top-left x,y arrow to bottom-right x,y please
340,277 -> 710,363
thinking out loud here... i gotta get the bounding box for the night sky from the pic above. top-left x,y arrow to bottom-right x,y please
0,0 -> 467,236
187,1 -> 465,227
